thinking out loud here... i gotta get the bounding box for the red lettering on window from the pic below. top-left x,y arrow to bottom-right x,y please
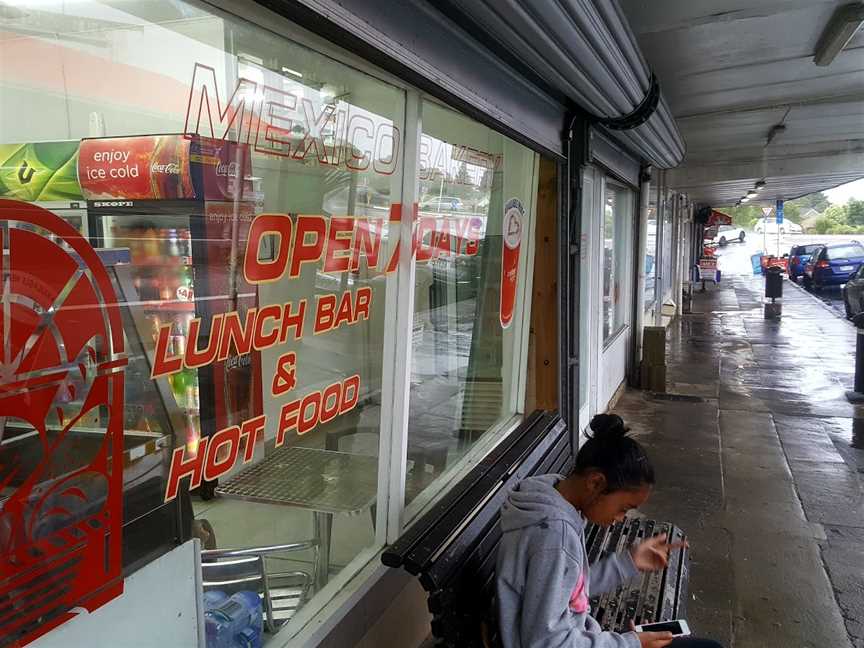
203,426 -> 241,482
298,391 -> 322,435
217,310 -> 255,361
315,294 -> 337,334
239,415 -> 266,463
279,299 -> 307,342
324,217 -> 354,273
289,216 -> 326,278
165,437 -> 209,501
254,304 -> 281,349
320,383 -> 341,424
152,323 -> 182,379
186,315 -> 223,369
350,218 -> 383,271
244,214 -> 292,284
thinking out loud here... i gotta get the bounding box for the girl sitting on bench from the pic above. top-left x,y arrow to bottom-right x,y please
496,413 -> 722,648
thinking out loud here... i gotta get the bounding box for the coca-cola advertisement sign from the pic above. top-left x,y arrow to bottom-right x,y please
190,138 -> 254,202
78,135 -> 196,200
500,197 -> 524,329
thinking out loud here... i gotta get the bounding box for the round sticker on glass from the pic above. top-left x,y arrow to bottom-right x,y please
500,198 -> 524,328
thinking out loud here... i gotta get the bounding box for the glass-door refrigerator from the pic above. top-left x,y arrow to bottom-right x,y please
78,134 -> 263,498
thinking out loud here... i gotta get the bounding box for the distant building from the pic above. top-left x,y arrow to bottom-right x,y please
800,207 -> 823,232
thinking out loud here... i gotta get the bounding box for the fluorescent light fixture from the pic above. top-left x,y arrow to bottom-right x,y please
755,181 -> 766,191
741,197 -> 750,203
281,66 -> 304,78
814,3 -> 864,66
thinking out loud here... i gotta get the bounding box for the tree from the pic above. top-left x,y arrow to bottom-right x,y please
723,204 -> 761,228
795,192 -> 830,213
455,161 -> 470,186
846,199 -> 864,226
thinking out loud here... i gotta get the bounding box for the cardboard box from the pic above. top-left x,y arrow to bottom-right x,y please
642,326 -> 667,366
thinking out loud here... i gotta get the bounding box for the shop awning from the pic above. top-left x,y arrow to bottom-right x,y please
437,0 -> 685,168
707,210 -> 733,226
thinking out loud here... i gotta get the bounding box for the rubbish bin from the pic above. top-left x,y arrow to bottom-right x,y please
765,266 -> 783,299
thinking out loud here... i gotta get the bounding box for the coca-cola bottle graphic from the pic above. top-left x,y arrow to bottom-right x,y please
0,200 -> 126,646
149,136 -> 194,200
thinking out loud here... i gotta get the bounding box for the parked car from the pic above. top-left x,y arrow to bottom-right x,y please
803,241 -> 864,291
712,225 -> 746,246
754,217 -> 803,235
842,265 -> 864,319
420,196 -> 464,213
788,243 -> 823,282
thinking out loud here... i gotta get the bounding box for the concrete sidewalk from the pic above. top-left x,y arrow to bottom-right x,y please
615,275 -> 864,648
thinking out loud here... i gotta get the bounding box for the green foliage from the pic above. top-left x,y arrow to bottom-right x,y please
723,204 -> 762,228
847,199 -> 864,226
813,215 -> 837,234
793,192 -> 831,213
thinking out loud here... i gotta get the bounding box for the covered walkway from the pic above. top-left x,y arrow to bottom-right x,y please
616,275 -> 864,647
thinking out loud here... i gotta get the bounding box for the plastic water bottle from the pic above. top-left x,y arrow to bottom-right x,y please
203,590 -> 229,611
204,591 -> 263,648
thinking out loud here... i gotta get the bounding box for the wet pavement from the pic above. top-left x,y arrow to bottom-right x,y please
615,273 -> 864,648
712,231 -> 861,318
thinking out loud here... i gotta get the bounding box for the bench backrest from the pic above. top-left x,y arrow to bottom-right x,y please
382,410 -> 573,648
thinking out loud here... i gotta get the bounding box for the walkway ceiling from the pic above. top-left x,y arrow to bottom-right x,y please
620,0 -> 864,206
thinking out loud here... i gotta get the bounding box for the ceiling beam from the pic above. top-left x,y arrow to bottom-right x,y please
667,144 -> 864,187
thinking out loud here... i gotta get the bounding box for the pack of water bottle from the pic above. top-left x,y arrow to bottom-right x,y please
204,590 -> 263,648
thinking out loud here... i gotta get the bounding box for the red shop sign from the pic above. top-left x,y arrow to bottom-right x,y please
78,135 -> 196,201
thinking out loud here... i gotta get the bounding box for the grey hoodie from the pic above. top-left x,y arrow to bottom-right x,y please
496,474 -> 641,648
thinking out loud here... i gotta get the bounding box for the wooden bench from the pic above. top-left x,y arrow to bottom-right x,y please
381,410 -> 689,647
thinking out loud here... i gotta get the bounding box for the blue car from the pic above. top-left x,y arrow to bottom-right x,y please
788,243 -> 822,282
803,242 -> 864,291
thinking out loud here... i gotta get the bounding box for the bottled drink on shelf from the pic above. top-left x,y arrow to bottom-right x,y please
168,228 -> 181,257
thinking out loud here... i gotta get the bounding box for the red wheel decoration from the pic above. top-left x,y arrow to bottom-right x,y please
0,199 -> 126,646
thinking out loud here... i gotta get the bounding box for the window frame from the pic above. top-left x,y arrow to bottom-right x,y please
186,5 -> 545,643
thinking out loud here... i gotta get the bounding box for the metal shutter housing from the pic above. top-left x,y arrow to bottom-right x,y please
442,0 -> 684,168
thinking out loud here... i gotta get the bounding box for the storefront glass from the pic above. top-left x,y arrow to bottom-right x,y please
0,1 -> 539,645
0,0 -> 405,643
406,101 -> 538,504
603,182 -> 634,342
645,205 -> 657,307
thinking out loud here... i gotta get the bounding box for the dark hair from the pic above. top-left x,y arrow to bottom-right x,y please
574,414 -> 655,491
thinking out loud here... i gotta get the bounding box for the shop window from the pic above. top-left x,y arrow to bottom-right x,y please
0,1 -> 405,643
645,204 -> 657,307
406,101 -> 538,504
0,1 -> 541,646
603,182 -> 634,342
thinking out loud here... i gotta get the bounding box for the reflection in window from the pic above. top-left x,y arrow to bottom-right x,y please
645,207 -> 657,307
0,0 -> 406,642
603,183 -> 634,342
405,101 -> 537,504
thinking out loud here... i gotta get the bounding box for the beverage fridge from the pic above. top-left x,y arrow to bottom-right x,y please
79,134 -> 264,499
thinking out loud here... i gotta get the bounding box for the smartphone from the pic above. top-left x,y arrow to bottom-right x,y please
634,620 -> 691,636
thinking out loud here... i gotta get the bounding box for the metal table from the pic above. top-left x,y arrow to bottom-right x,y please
216,446 -> 378,591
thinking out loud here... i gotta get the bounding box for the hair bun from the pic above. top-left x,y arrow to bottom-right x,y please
588,414 -> 628,441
